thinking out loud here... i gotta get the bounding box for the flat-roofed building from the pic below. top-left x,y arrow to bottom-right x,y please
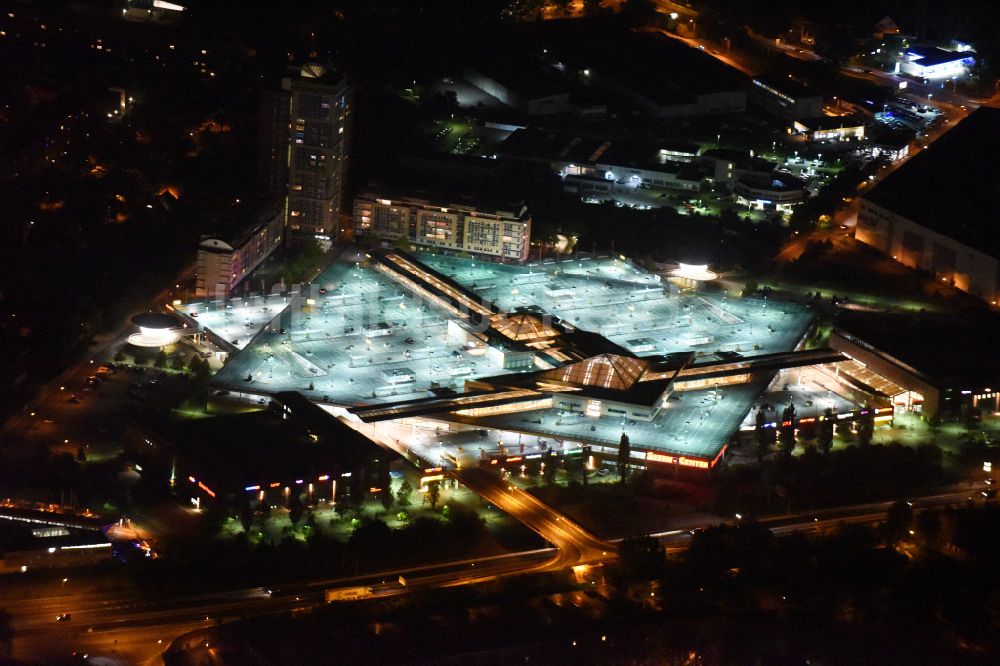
196,198 -> 284,297
750,75 -> 824,119
899,45 -> 974,80
496,129 -> 707,192
465,58 -> 571,116
830,309 -> 1000,417
856,108 -> 1000,304
792,115 -> 866,142
354,191 -> 532,262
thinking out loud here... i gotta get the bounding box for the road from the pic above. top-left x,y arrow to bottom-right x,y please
5,547 -> 555,664
1,263 -> 197,461
7,477 -> 990,664
454,467 -> 613,569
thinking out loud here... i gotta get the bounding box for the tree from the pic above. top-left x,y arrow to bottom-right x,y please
754,408 -> 769,463
427,480 -> 441,510
189,356 -> 211,383
154,350 -> 167,368
393,235 -> 412,252
0,609 -> 12,658
542,457 -> 557,487
617,535 -> 665,581
779,404 -> 797,457
76,445 -> 87,463
236,495 -> 254,533
927,413 -> 941,443
582,0 -> 604,15
379,484 -> 393,511
172,353 -> 186,371
619,0 -> 657,23
818,408 -> 834,455
857,406 -> 875,447
617,432 -> 631,484
288,493 -> 305,525
396,479 -> 413,507
742,278 -> 759,298
113,349 -> 125,363
882,499 -> 913,546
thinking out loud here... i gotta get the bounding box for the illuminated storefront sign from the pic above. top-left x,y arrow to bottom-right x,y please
645,451 -> 710,469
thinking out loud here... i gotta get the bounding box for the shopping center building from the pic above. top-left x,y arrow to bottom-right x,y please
170,247 -> 894,481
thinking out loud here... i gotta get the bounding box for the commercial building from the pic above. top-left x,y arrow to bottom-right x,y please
127,391 -> 396,507
465,58 -> 571,116
856,108 -> 1000,304
195,199 -> 284,297
749,75 -> 824,120
899,45 -> 974,80
496,129 -> 706,193
353,191 -> 532,262
830,310 -> 1000,417
286,64 -> 352,247
127,312 -> 182,349
531,25 -> 746,118
792,116 -> 866,142
185,248 -> 824,482
733,172 -> 809,213
699,148 -> 778,187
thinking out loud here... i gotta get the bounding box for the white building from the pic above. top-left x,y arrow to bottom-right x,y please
195,200 -> 284,297
899,46 -> 974,80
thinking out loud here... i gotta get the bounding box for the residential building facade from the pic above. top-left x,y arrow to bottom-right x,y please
286,64 -> 352,247
354,192 -> 532,261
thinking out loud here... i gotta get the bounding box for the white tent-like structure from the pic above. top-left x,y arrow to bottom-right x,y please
128,312 -> 182,348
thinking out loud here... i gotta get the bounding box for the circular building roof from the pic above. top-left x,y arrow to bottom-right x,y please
131,312 -> 181,330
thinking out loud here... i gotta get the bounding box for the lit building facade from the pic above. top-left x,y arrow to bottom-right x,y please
899,46 -> 974,80
287,64 -> 352,247
354,193 -> 532,262
196,201 -> 284,297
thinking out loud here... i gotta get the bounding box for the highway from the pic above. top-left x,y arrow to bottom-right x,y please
6,479 -> 989,664
4,546 -> 555,664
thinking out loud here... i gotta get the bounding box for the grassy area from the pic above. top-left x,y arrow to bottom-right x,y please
765,235 -> 981,312
222,471 -> 542,554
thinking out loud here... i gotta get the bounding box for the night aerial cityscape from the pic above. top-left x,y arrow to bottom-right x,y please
3,1 -> 1000,665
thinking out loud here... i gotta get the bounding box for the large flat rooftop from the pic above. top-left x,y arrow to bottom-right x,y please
182,251 -> 814,463
863,107 -> 1000,256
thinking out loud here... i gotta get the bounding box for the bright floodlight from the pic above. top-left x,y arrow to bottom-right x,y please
672,263 -> 718,281
152,0 -> 186,11
128,313 -> 181,348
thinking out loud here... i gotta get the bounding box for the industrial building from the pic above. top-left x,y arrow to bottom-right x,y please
529,25 -> 747,118
856,107 -> 1000,305
830,310 -> 1000,417
749,75 -> 824,120
127,391 -> 396,507
496,129 -> 705,193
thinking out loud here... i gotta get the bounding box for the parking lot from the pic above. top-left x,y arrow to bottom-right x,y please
182,251 -> 816,462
